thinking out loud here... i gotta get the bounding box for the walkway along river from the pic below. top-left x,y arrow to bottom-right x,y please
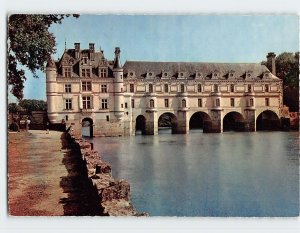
92,130 -> 299,217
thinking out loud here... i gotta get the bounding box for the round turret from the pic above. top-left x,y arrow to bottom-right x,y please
46,57 -> 58,123
113,47 -> 124,120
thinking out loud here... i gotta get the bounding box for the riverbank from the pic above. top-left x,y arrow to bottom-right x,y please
8,130 -> 146,216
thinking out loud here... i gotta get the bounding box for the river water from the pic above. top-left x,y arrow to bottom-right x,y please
92,130 -> 299,216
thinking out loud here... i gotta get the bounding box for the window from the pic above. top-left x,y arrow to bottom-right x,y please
198,98 -> 202,107
65,84 -> 71,93
82,68 -> 91,78
216,98 -> 220,107
230,84 -> 234,92
265,84 -> 269,92
230,98 -> 235,107
83,57 -> 88,64
249,98 -> 254,107
265,98 -> 269,106
65,99 -> 72,110
149,84 -> 153,93
64,67 -> 71,77
121,104 -> 123,108
248,84 -> 252,92
101,99 -> 108,109
180,84 -> 185,93
101,84 -> 107,93
130,84 -> 134,93
125,102 -> 128,108
182,99 -> 186,108
82,81 -> 92,91
164,99 -> 169,108
213,84 -> 218,92
106,115 -> 109,121
198,84 -> 202,92
65,115 -> 68,121
131,99 -> 135,108
82,96 -> 92,109
164,84 -> 169,93
150,99 -> 155,108
100,68 -> 107,78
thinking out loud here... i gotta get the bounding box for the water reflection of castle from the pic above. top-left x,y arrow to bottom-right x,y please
46,43 -> 283,136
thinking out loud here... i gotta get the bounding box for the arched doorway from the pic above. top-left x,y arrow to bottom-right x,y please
256,110 -> 280,131
82,118 -> 93,137
189,112 -> 212,132
136,115 -> 146,135
158,112 -> 178,134
223,112 -> 245,132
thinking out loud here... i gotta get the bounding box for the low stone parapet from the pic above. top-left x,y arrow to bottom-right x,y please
77,138 -> 148,216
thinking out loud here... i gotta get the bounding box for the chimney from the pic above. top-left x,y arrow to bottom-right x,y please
89,43 -> 95,61
74,43 -> 80,59
266,52 -> 276,75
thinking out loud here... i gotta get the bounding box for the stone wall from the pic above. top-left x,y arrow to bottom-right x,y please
72,135 -> 148,216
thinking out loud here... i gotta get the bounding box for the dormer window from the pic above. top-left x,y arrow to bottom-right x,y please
83,56 -> 88,64
99,68 -> 107,78
147,72 -> 154,78
130,72 -> 134,76
64,67 -> 72,77
164,72 -> 168,77
212,71 -> 219,79
82,68 -> 91,78
196,72 -> 202,78
228,70 -> 235,79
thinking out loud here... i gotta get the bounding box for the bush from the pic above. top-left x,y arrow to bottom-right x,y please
9,122 -> 19,131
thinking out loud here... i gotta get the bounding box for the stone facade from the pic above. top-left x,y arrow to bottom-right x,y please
46,43 -> 283,136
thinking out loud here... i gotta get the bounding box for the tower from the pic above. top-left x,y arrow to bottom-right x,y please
46,57 -> 58,123
113,47 -> 124,120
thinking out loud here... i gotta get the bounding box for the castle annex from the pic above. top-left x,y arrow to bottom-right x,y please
46,43 -> 283,136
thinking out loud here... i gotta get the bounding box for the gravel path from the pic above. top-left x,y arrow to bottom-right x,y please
8,130 -> 101,216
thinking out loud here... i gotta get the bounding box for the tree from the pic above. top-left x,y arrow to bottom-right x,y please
19,99 -> 47,113
262,52 -> 299,112
8,103 -> 23,113
7,14 -> 79,100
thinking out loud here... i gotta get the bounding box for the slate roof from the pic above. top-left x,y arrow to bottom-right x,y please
123,61 -> 280,80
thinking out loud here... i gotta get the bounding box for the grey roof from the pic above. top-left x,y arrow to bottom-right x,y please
123,61 -> 279,80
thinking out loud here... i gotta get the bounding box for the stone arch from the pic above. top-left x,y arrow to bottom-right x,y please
136,115 -> 146,135
158,112 -> 178,134
82,117 -> 93,137
189,111 -> 212,132
256,110 -> 280,131
223,111 -> 245,132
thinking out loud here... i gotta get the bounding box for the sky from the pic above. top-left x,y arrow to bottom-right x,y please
9,14 -> 299,102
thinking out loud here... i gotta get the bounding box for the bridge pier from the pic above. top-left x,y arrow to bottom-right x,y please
204,110 -> 222,133
144,111 -> 158,135
244,110 -> 256,132
176,110 -> 189,134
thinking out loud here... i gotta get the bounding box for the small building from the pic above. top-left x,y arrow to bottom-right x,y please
46,43 -> 283,137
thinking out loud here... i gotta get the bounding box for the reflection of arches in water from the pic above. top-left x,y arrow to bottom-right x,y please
158,112 -> 178,134
82,117 -> 93,137
256,110 -> 280,131
223,112 -> 245,132
189,112 -> 211,132
136,115 -> 146,135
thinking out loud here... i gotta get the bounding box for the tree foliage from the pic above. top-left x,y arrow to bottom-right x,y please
18,99 -> 47,113
7,14 -> 79,100
262,52 -> 299,112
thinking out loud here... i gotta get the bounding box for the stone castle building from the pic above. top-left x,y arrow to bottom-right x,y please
46,43 -> 283,137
